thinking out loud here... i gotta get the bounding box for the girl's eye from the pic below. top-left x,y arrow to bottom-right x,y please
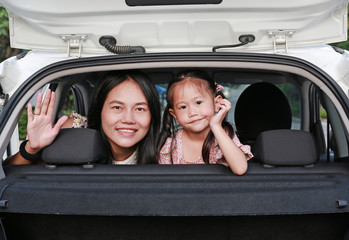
179,105 -> 186,110
196,101 -> 202,105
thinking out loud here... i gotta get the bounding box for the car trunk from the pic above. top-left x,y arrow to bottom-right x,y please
1,163 -> 349,240
0,53 -> 349,239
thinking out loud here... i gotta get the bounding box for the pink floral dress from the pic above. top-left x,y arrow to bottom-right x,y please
159,129 -> 253,165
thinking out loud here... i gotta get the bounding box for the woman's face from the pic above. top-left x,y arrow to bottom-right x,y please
101,79 -> 151,158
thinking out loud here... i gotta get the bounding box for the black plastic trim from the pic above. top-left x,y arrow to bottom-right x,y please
71,85 -> 85,116
126,0 -> 222,6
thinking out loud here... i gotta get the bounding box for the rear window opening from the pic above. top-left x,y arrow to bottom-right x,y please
5,65 -> 348,168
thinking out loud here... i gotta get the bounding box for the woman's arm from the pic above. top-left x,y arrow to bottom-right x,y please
4,89 -> 68,165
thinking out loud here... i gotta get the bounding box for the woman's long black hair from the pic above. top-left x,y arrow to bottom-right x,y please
158,70 -> 234,164
88,70 -> 161,164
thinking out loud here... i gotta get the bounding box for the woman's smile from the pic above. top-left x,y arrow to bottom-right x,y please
116,128 -> 138,136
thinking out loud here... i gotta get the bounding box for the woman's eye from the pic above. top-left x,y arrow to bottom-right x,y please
113,106 -> 121,110
136,107 -> 145,112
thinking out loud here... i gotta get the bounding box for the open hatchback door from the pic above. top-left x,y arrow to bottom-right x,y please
0,0 -> 349,239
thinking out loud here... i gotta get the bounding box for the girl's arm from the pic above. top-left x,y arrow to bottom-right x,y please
210,99 -> 248,175
4,89 -> 68,165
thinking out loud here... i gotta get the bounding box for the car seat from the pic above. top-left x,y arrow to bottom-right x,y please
254,129 -> 318,167
234,82 -> 292,148
42,128 -> 107,166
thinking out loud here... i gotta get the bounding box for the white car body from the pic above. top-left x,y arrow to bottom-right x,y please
0,0 -> 349,97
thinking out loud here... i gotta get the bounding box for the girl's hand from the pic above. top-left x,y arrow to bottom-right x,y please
209,98 -> 247,175
26,89 -> 68,154
210,99 -> 231,129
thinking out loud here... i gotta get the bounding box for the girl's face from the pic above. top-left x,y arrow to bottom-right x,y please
169,80 -> 218,135
101,79 -> 151,158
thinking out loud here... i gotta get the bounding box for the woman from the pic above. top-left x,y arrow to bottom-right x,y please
5,70 -> 161,165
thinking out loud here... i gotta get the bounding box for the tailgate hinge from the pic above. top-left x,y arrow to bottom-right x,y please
61,34 -> 87,58
267,30 -> 294,54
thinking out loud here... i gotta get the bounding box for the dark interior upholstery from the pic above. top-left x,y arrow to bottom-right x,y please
254,129 -> 319,166
234,82 -> 292,145
3,213 -> 349,240
42,128 -> 107,165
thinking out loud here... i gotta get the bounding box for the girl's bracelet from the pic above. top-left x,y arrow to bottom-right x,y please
19,140 -> 41,163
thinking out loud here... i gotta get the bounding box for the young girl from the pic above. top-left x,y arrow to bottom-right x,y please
158,70 -> 253,175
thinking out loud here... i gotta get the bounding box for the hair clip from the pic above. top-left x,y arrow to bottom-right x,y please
216,84 -> 224,92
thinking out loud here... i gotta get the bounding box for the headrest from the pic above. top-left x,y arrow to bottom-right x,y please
254,130 -> 318,166
42,128 -> 107,165
234,82 -> 292,143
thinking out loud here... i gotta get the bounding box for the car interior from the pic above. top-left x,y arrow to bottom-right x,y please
1,56 -> 349,239
45,67 -> 346,163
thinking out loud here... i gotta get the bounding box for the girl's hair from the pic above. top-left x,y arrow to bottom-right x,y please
158,70 -> 234,164
88,70 -> 161,164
